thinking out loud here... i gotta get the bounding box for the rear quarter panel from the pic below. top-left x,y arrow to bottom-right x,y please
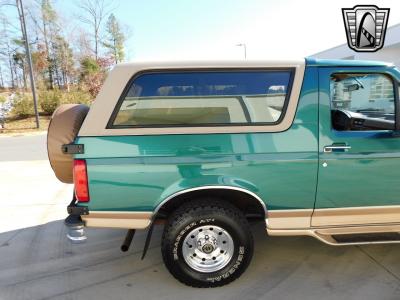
75,67 -> 319,213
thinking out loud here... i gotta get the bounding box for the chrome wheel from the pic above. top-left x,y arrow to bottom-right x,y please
182,225 -> 234,273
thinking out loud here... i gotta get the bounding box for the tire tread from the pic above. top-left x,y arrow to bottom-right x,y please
161,198 -> 253,288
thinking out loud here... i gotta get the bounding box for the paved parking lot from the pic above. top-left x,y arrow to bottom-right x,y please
1,134 -> 400,300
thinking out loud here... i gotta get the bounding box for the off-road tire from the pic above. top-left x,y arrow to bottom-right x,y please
161,198 -> 253,288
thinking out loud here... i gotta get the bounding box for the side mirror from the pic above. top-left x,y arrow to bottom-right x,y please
344,84 -> 360,92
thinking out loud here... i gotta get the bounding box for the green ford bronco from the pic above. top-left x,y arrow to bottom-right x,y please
47,58 -> 400,287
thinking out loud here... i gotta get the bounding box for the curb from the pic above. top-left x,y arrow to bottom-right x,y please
0,130 -> 47,137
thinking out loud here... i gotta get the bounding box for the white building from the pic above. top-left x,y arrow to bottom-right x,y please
312,23 -> 400,67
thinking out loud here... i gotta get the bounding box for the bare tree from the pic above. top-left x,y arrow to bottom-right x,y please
77,0 -> 114,60
0,63 -> 4,88
76,30 -> 92,59
39,0 -> 58,89
0,15 -> 17,88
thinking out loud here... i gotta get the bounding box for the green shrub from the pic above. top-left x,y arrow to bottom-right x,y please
62,90 -> 92,106
39,90 -> 62,115
37,89 -> 93,115
12,94 -> 34,118
0,95 -> 6,104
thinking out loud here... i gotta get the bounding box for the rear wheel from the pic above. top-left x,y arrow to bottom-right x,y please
161,198 -> 253,288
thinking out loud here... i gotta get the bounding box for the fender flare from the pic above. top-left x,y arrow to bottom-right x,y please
141,185 -> 267,260
153,185 -> 267,220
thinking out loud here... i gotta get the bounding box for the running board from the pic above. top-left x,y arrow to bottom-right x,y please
267,224 -> 400,246
333,232 -> 400,243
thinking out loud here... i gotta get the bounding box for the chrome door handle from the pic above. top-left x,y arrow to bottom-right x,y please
323,144 -> 351,153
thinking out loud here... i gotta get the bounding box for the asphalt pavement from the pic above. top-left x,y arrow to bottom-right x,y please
0,133 -> 399,300
0,132 -> 48,161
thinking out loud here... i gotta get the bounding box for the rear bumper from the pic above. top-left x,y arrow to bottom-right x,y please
65,196 -> 87,243
65,196 -> 88,227
67,198 -> 89,216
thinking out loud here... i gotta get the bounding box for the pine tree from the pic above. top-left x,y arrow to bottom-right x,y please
103,14 -> 125,64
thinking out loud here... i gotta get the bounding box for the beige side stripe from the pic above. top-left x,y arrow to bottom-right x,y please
267,206 -> 400,230
311,205 -> 400,227
267,209 -> 313,229
82,211 -> 152,229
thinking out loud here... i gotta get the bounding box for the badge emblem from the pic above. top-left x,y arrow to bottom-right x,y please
342,5 -> 390,52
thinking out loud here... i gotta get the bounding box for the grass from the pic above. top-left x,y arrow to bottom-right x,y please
0,114 -> 51,134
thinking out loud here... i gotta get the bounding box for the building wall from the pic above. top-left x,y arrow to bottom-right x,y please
312,24 -> 400,68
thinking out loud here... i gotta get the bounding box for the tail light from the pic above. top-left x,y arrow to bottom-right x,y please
73,159 -> 90,202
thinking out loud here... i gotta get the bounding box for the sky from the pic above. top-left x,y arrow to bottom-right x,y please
3,0 -> 400,62
54,0 -> 400,61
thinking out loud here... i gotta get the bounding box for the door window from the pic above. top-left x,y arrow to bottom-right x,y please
330,73 -> 395,131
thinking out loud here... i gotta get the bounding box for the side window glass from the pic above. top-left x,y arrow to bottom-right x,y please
330,73 -> 395,131
111,70 -> 293,127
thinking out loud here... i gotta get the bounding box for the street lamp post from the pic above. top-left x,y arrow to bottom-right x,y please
16,0 -> 40,129
236,43 -> 247,59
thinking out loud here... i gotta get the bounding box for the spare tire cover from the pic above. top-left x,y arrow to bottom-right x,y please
47,104 -> 89,183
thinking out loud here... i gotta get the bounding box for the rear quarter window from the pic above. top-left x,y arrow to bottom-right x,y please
109,70 -> 294,128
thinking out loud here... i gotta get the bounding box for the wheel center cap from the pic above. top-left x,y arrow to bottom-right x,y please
202,243 -> 214,254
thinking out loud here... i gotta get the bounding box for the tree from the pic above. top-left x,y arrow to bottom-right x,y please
40,0 -> 57,89
0,63 -> 4,88
0,16 -> 17,88
76,30 -> 92,59
79,56 -> 113,97
54,35 -> 74,90
12,50 -> 26,89
31,43 -> 48,85
79,56 -> 102,96
80,56 -> 100,76
26,0 -> 76,90
77,0 -> 114,60
103,13 -> 125,64
0,0 -> 130,94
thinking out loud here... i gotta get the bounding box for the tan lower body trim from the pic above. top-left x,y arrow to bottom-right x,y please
267,209 -> 313,229
82,211 -> 152,229
311,205 -> 400,227
268,223 -> 400,246
267,206 -> 400,246
267,206 -> 400,230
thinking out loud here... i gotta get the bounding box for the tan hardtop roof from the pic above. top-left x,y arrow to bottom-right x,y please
112,59 -> 305,71
78,59 -> 306,136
